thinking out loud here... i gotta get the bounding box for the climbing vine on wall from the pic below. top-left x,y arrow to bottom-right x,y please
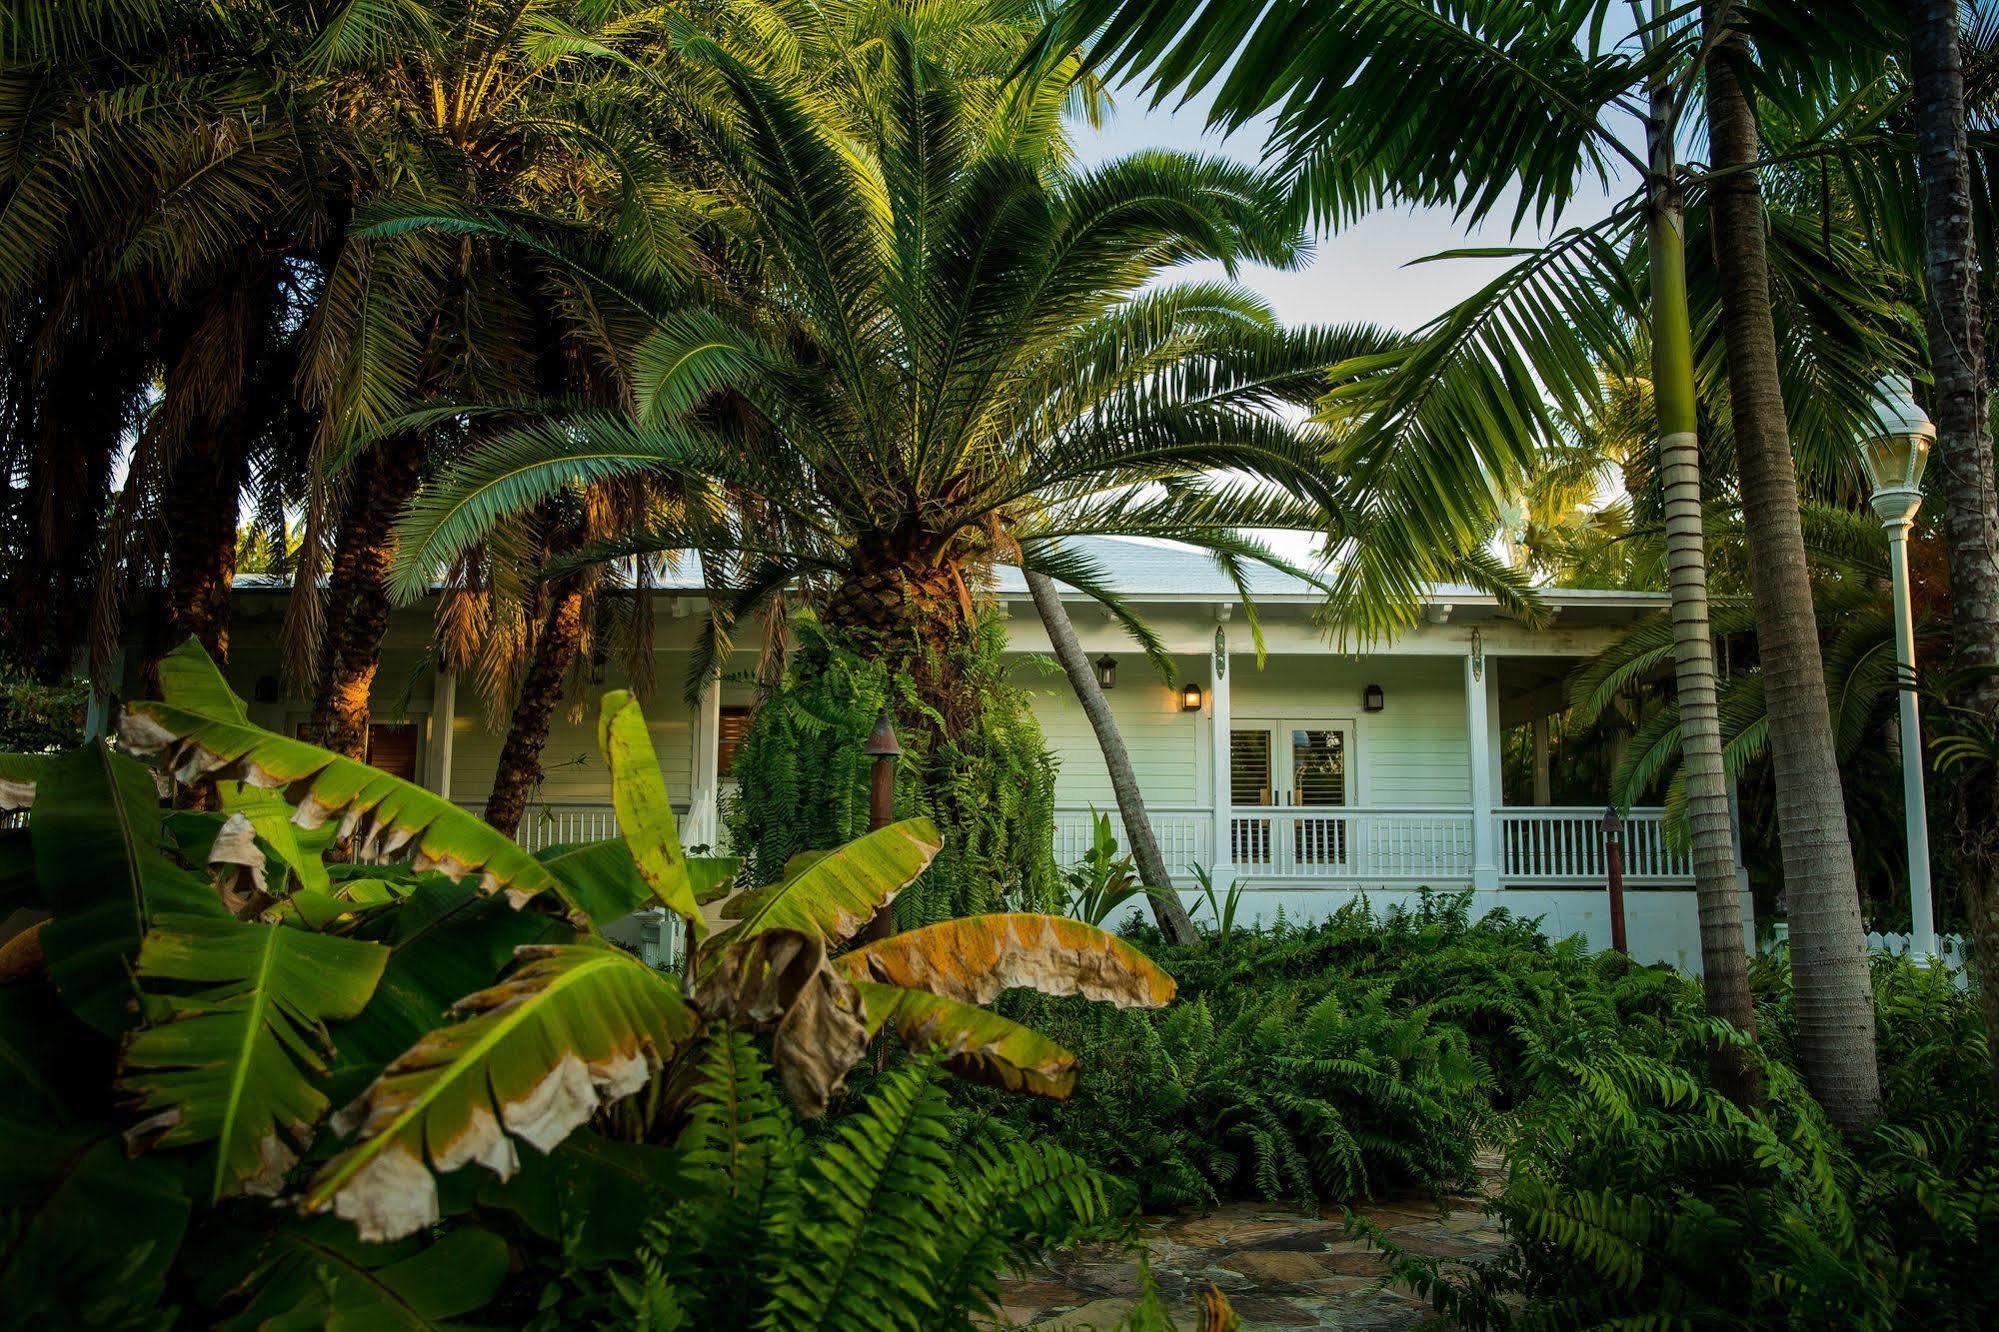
723,613 -> 1058,922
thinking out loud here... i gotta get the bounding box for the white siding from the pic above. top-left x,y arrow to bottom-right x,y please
448,658 -> 695,806
1009,654 -> 1207,808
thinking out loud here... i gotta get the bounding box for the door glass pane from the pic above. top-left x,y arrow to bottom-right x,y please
1230,730 -> 1272,806
1291,729 -> 1347,807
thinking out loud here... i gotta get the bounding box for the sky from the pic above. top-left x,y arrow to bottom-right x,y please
1071,77 -> 1641,336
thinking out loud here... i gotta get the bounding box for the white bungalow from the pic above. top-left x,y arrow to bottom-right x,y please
205,537 -> 1751,971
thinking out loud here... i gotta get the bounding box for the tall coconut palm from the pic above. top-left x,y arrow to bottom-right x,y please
1901,0 -> 1999,1097
1042,0 -> 1913,1121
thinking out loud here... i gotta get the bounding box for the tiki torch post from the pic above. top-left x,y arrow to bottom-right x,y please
860,706 -> 901,944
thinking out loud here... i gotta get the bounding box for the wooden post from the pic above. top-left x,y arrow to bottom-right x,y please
861,705 -> 901,945
1602,804 -> 1627,955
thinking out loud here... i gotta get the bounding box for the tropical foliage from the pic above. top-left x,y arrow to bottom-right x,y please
0,639 -> 1172,1322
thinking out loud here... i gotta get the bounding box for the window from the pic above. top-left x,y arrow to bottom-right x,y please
716,706 -> 753,779
1290,729 -> 1347,807
293,720 -> 420,781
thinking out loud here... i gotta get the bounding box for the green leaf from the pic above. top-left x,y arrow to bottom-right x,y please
121,914 -> 390,1200
0,1122 -> 189,1326
854,981 -> 1079,1099
476,1129 -> 694,1268
536,836 -> 741,925
0,751 -> 45,809
711,817 -> 942,951
219,1219 -> 507,1331
306,943 -> 699,1241
216,779 -> 331,896
596,689 -> 704,934
34,741 -> 229,1036
120,639 -> 576,917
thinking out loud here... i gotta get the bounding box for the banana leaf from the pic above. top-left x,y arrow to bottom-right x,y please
596,689 -> 703,932
214,1218 -> 507,1331
708,816 -> 942,952
121,914 -> 390,1200
836,912 -> 1176,1009
475,1129 -> 694,1268
34,741 -> 229,1036
120,639 -> 575,916
0,752 -> 44,809
536,836 -> 740,926
307,943 -> 699,1241
0,1118 -> 190,1325
853,981 -> 1078,1098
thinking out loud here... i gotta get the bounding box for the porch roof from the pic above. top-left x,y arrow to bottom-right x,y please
232,536 -> 1669,623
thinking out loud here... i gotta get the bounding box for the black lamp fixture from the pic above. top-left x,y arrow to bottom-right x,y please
1363,683 -> 1386,713
1180,682 -> 1204,712
1094,655 -> 1118,690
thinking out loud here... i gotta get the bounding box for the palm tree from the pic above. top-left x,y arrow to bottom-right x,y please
1901,0 -> 1999,1097
383,25 -> 1349,906
1041,0 -> 1920,1121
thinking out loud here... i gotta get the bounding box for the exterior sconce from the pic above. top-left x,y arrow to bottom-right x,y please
1094,655 -> 1117,690
1181,682 -> 1204,712
1363,683 -> 1385,713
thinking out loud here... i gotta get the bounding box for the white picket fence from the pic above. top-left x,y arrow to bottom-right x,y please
1763,925 -> 1972,987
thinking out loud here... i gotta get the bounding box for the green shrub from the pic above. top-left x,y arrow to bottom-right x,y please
723,614 -> 1058,922
605,1035 -> 1120,1332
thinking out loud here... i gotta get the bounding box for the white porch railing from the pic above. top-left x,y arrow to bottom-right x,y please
1052,806 -> 1212,882
464,802 -> 686,854
1226,807 -> 1476,882
1498,806 -> 1692,883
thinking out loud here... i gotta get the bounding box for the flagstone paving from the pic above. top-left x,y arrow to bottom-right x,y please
993,1153 -> 1510,1330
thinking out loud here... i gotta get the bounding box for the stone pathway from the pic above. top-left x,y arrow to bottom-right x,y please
993,1153 -> 1509,1330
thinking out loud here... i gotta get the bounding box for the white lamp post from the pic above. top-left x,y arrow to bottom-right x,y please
1859,376 -> 1937,959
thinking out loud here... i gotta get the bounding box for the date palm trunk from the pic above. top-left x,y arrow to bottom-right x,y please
1025,570 -> 1199,945
1703,6 -> 1877,1128
1644,87 -> 1761,1108
1906,0 -> 1999,1101
310,434 -> 426,758
483,577 -> 587,837
163,420 -> 251,666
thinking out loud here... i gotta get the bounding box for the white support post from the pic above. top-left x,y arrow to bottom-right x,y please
687,677 -> 722,849
1466,649 -> 1501,890
85,647 -> 126,741
1208,625 -> 1232,884
426,670 -> 457,799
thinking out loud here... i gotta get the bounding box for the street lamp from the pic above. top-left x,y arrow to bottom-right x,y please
1859,375 -> 1936,959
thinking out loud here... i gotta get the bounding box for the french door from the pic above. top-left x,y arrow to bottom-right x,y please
1229,720 -> 1353,867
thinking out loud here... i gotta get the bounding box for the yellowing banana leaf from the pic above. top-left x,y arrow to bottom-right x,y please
596,690 -> 703,934
120,639 -> 573,916
0,753 -> 45,810
34,742 -> 230,1037
837,912 -> 1177,1009
696,928 -> 869,1117
306,943 -> 698,1242
708,817 -> 942,952
120,914 -> 390,1201
535,836 -> 740,927
853,980 -> 1078,1099
215,780 -> 331,898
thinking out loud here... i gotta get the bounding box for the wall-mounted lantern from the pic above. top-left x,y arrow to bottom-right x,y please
1181,682 -> 1204,712
1094,655 -> 1118,690
1363,683 -> 1386,713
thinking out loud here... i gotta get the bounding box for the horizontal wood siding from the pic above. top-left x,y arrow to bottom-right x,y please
447,659 -> 694,806
1009,655 -> 1206,807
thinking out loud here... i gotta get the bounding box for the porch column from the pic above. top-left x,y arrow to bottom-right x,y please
687,676 -> 722,848
1531,714 -> 1552,806
1465,650 -> 1502,890
426,669 -> 457,799
1208,625 -> 1232,883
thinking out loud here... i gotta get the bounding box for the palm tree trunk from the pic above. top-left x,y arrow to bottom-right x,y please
1906,0 -> 1999,1102
310,435 -> 426,758
483,578 -> 587,837
1703,6 -> 1877,1128
1645,94 -> 1761,1108
1026,570 -> 1199,945
163,421 -> 251,666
